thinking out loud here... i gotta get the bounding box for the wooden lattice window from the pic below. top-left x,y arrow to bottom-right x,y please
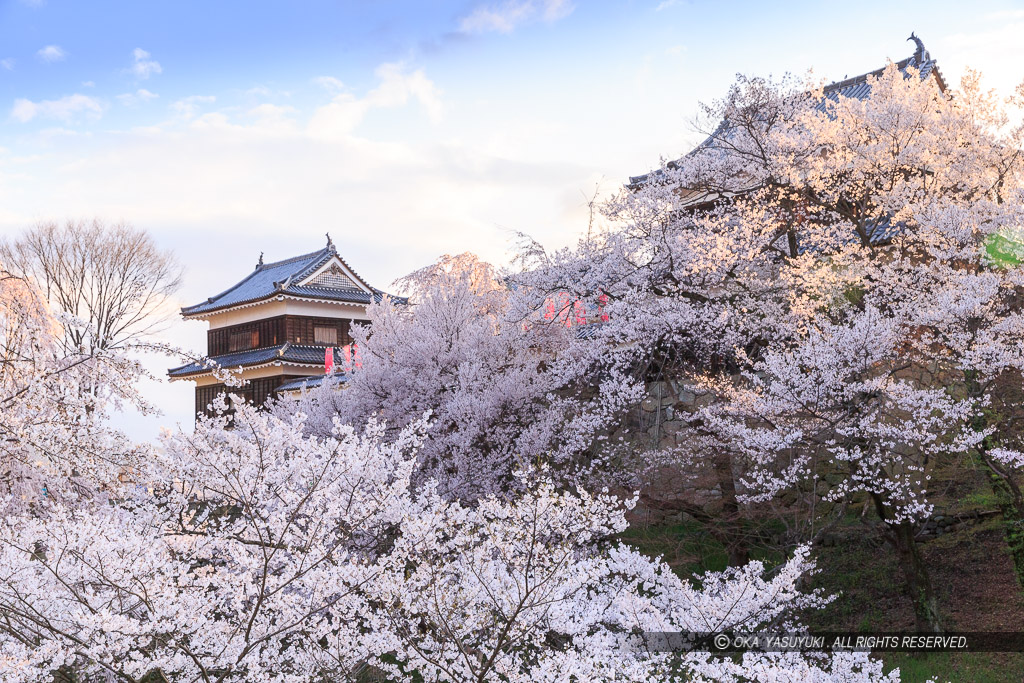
228,329 -> 259,352
195,376 -> 303,419
314,326 -> 338,344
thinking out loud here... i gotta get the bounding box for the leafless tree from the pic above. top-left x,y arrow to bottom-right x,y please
0,219 -> 182,354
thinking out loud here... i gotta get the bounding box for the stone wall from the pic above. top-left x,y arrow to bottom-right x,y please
626,379 -> 729,526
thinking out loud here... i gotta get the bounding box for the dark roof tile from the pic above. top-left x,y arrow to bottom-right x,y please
181,243 -> 401,317
629,44 -> 945,186
278,374 -> 347,392
168,343 -> 344,378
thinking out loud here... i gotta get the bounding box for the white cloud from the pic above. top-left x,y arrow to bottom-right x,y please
308,62 -> 442,139
37,45 -> 66,63
941,23 -> 1024,98
984,9 -> 1024,21
10,93 -> 103,123
0,57 -> 654,440
655,0 -> 681,10
171,94 -> 215,119
117,89 -> 159,106
459,0 -> 573,34
19,0 -> 45,6
1,59 -> 13,71
130,48 -> 162,79
312,76 -> 345,92
243,103 -> 300,134
82,80 -> 95,87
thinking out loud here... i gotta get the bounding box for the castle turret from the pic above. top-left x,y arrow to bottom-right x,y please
168,237 -> 395,415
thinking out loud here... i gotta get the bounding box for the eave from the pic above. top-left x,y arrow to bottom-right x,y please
181,291 -> 380,321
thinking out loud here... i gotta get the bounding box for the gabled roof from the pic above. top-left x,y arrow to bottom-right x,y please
815,35 -> 944,110
168,342 -> 343,378
181,237 -> 393,318
629,34 -> 946,187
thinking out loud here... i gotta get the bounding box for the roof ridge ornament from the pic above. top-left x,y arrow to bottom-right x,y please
256,252 -> 264,270
907,32 -> 929,65
326,232 -> 335,252
179,242 -> 399,319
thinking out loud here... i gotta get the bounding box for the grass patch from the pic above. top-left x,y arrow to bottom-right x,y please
618,519 -> 786,579
884,652 -> 1024,683
802,525 -> 911,632
986,234 -> 1024,269
619,520 -> 730,576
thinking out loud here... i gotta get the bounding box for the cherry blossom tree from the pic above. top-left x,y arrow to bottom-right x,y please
11,47 -> 1021,682
0,264 -> 898,681
367,472 -> 894,683
284,253 -> 644,501
512,61 -> 1024,633
0,272 -> 151,516
0,399 -> 423,682
0,397 -> 895,682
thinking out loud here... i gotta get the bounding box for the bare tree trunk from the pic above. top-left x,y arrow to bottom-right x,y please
888,520 -> 943,633
645,451 -> 750,567
969,371 -> 1024,592
982,454 -> 1024,590
870,491 -> 942,632
715,452 -> 750,566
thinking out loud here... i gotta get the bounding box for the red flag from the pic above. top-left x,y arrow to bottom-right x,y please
574,300 -> 586,326
325,347 -> 334,374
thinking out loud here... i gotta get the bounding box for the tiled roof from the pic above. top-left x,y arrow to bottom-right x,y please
769,215 -> 908,254
575,321 -> 606,340
168,343 -> 341,378
278,374 -> 347,392
814,52 -> 943,113
629,37 -> 946,187
181,239 -> 394,317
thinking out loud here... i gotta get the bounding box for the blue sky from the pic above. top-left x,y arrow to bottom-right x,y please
2,0 -> 1023,438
